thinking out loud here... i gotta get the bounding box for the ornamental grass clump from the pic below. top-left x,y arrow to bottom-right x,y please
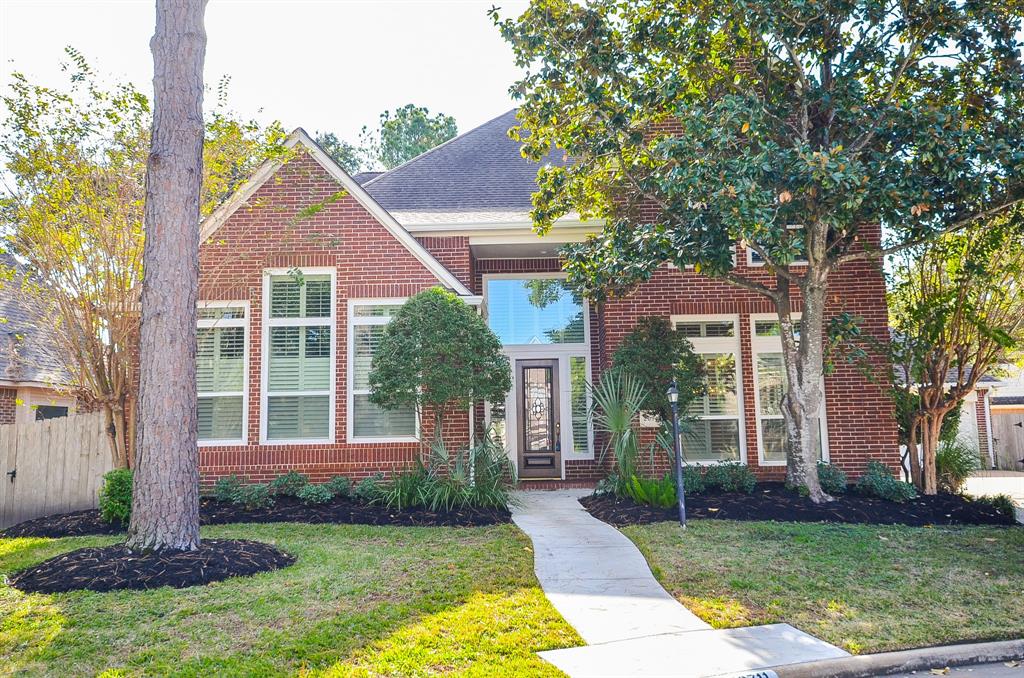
935,439 -> 979,494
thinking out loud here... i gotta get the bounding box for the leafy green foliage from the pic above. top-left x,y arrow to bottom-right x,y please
683,466 -> 706,495
212,475 -> 244,503
625,474 -> 678,508
892,390 -> 963,448
234,483 -> 274,510
612,316 -> 705,420
816,462 -> 848,495
590,369 -> 647,493
354,474 -> 386,502
935,439 -> 980,494
369,288 -> 511,440
269,471 -> 310,497
314,131 -> 366,173
297,483 -> 335,506
362,104 -> 458,169
701,462 -> 757,494
98,469 -> 132,524
380,469 -> 429,511
969,494 -> 1018,521
856,461 -> 917,503
324,475 -> 352,499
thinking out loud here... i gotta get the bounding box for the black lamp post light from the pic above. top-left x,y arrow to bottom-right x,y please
667,379 -> 687,528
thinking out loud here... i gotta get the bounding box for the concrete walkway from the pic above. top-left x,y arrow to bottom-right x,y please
512,489 -> 848,677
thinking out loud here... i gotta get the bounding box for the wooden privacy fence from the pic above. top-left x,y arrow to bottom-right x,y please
0,411 -> 113,529
992,412 -> 1024,471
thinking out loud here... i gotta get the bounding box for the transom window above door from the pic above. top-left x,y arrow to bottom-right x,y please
485,277 -> 585,346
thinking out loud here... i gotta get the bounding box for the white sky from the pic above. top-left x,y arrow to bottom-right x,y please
0,0 -> 532,141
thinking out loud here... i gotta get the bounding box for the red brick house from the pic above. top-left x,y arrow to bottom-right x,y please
196,110 -> 899,486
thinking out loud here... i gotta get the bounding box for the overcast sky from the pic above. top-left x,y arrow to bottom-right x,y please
0,0 -> 532,142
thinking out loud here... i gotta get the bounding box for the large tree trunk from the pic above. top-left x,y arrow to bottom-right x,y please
126,0 -> 207,552
777,272 -> 831,503
919,410 -> 948,495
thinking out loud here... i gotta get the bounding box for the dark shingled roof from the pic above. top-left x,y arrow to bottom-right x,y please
363,109 -> 566,212
993,396 -> 1024,406
0,254 -> 70,386
352,171 -> 383,185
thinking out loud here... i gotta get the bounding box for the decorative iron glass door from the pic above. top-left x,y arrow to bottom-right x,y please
516,359 -> 561,478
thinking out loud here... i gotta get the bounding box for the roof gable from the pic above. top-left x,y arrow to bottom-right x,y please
199,129 -> 473,297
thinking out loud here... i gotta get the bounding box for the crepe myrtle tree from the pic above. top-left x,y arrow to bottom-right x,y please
368,287 -> 512,445
493,0 -> 1024,502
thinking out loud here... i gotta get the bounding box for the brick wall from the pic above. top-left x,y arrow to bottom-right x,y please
0,388 -> 15,425
197,150 -> 470,487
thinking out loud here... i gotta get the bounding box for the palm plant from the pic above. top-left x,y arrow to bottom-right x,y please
590,368 -> 647,493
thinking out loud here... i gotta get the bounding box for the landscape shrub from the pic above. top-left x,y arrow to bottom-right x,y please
213,475 -> 243,503
683,466 -> 706,495
324,475 -> 352,498
269,471 -> 309,497
595,475 -> 619,496
702,462 -> 756,494
816,462 -> 848,495
935,439 -> 979,493
297,483 -> 334,506
380,467 -> 428,511
234,483 -> 274,510
354,473 -> 385,502
98,469 -> 133,524
856,461 -> 917,503
969,493 -> 1017,521
625,474 -> 677,508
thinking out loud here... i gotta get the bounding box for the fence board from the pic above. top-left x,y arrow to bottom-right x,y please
993,413 -> 1024,471
0,412 -> 114,529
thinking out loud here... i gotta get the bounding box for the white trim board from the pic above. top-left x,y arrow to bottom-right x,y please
199,128 -> 473,298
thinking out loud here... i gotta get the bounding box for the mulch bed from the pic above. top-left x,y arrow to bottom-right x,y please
2,496 -> 510,540
581,483 -> 1018,527
8,539 -> 296,593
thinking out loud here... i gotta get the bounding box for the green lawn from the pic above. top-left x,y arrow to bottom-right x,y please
0,523 -> 580,677
623,520 -> 1024,654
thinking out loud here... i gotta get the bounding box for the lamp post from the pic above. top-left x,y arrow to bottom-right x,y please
668,379 -> 686,528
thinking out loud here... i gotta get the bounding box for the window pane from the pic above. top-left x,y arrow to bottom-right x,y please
687,353 -> 737,417
703,322 -> 734,337
570,356 -> 589,453
267,395 -> 329,439
489,400 -> 507,449
268,326 -> 330,391
757,353 -> 785,416
674,321 -> 733,338
760,418 -> 787,463
269,277 -> 301,318
755,320 -> 781,337
676,322 -> 702,338
352,324 -> 384,390
304,277 -> 331,317
353,396 -> 415,437
486,278 -> 584,345
197,327 -> 244,393
198,395 -> 243,440
682,419 -> 741,462
198,306 -> 245,321
353,304 -> 401,317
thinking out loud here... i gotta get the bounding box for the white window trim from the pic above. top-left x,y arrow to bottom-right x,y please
749,313 -> 829,466
14,389 -> 76,425
260,268 -> 336,445
671,314 -> 747,466
346,297 -> 420,444
197,300 -> 250,447
746,225 -> 809,267
481,272 -> 591,351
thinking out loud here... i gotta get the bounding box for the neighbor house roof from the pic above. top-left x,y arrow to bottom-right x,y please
362,109 -> 567,215
993,396 -> 1024,407
0,254 -> 71,387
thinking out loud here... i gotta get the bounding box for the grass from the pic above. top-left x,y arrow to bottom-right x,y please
0,523 -> 580,677
622,520 -> 1024,654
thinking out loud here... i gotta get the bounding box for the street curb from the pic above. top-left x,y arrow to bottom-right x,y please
768,638 -> 1024,677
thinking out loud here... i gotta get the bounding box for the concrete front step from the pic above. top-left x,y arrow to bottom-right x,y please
539,623 -> 850,678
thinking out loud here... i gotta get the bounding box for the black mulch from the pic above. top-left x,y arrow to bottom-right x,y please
580,483 -> 1018,527
8,539 -> 296,593
2,496 -> 511,539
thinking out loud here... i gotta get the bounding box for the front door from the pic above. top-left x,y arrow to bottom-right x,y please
516,359 -> 561,478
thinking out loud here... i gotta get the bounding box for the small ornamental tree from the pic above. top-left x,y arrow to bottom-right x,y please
493,0 -> 1024,502
368,288 -> 512,443
612,316 -> 704,421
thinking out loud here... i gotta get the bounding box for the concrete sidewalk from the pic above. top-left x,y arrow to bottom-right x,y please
512,490 -> 848,677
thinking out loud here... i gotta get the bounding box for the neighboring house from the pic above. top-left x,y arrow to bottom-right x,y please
196,109 -> 899,486
0,254 -> 75,424
981,365 -> 1024,470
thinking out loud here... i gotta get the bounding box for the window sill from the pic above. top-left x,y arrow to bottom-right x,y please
347,435 -> 420,445
199,439 -> 247,447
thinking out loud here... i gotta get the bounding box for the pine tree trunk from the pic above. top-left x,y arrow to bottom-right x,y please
778,274 -> 831,503
126,0 -> 207,552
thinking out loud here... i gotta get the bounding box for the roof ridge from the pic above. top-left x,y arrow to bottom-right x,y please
362,108 -> 518,188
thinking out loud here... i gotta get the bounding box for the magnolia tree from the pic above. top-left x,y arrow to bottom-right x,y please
369,288 -> 511,445
0,53 -> 286,468
494,0 -> 1024,501
889,216 -> 1024,494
